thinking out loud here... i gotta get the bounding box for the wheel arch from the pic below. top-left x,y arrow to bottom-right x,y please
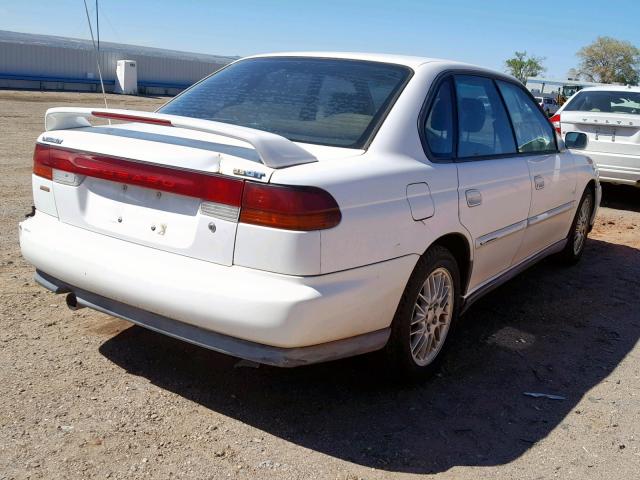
584,178 -> 598,230
428,233 -> 472,296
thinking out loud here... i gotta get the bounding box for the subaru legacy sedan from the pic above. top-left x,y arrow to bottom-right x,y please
20,53 -> 600,378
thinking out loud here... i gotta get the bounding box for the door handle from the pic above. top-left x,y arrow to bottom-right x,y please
534,175 -> 545,190
465,189 -> 482,207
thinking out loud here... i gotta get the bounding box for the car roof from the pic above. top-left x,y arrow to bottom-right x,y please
577,85 -> 640,93
244,51 -> 499,72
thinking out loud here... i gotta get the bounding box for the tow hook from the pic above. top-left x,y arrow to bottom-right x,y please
25,205 -> 35,218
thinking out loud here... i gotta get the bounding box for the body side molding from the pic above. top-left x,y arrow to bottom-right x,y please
462,238 -> 567,314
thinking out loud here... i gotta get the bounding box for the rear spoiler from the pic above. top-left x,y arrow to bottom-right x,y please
44,107 -> 317,169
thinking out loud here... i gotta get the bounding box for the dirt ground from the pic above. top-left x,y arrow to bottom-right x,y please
1,91 -> 639,480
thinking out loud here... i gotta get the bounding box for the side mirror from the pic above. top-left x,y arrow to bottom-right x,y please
564,132 -> 588,149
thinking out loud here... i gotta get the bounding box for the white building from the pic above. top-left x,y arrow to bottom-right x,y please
0,30 -> 236,95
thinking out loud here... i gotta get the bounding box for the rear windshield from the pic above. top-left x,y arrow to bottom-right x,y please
564,90 -> 640,115
159,57 -> 411,148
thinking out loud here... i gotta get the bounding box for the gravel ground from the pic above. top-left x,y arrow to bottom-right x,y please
1,91 -> 639,480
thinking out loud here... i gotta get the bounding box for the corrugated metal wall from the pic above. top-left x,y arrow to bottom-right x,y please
0,41 -> 229,85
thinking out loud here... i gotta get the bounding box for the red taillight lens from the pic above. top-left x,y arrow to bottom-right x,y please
240,182 -> 341,231
549,114 -> 561,134
33,145 -> 244,206
33,144 -> 52,179
33,144 -> 341,231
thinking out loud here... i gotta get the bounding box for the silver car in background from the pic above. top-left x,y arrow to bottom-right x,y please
535,96 -> 559,116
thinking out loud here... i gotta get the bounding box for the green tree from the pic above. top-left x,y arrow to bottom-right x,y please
577,37 -> 640,85
505,51 -> 546,84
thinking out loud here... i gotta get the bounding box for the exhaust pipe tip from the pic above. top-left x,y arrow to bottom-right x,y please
65,293 -> 85,311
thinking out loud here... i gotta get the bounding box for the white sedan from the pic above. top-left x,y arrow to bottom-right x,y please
20,53 -> 600,378
551,85 -> 640,187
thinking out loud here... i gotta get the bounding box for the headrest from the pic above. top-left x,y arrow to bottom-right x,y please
430,98 -> 451,131
327,92 -> 372,116
459,98 -> 486,133
588,96 -> 611,112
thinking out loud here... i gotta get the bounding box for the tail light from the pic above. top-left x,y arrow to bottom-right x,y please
240,182 -> 341,231
549,114 -> 561,134
33,144 -> 52,180
32,143 -> 341,231
32,144 -> 243,206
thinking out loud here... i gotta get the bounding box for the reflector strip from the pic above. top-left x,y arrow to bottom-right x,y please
34,144 -> 244,206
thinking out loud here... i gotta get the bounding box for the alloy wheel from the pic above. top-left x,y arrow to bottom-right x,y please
409,267 -> 454,366
573,196 -> 592,255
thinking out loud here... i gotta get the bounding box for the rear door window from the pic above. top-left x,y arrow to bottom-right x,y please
454,75 -> 516,158
497,81 -> 556,153
424,78 -> 454,158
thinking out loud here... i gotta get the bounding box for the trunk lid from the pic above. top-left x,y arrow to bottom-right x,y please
560,111 -> 640,156
36,109 -> 362,268
39,122 -> 276,267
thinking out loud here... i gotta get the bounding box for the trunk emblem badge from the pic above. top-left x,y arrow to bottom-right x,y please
233,168 -> 266,180
208,222 -> 216,233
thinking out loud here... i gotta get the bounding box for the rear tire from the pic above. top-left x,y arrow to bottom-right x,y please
557,189 -> 594,265
384,245 -> 461,381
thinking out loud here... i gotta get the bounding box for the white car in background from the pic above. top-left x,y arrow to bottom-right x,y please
551,85 -> 640,187
535,96 -> 559,116
20,53 -> 600,378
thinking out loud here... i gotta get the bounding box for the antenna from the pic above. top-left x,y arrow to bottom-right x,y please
83,0 -> 109,112
96,0 -> 100,51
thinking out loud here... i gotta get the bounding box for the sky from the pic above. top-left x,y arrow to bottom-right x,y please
1,0 -> 639,80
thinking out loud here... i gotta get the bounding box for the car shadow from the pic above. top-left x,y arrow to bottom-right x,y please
99,238 -> 640,474
601,183 -> 640,213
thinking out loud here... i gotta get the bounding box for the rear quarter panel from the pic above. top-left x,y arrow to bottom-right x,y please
270,154 -> 468,275
269,62 -> 473,276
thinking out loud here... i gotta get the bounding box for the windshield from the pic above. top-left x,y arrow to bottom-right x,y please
159,57 -> 412,148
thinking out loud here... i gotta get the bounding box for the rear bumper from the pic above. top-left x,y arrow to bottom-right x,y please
587,151 -> 640,186
34,271 -> 389,367
20,212 -> 416,363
